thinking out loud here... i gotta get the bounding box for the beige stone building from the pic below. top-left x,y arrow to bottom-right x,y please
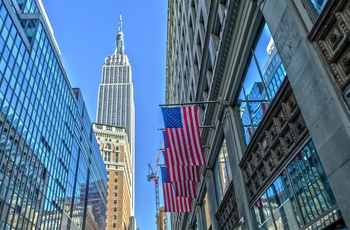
157,207 -> 167,230
93,123 -> 133,230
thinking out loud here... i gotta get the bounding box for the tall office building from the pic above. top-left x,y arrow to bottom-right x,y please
96,15 -> 135,159
0,0 -> 107,229
95,15 -> 135,229
93,123 -> 133,230
165,0 -> 350,229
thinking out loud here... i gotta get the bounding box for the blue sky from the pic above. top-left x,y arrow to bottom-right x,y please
41,1 -> 168,229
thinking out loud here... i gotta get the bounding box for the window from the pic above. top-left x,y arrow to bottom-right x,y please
113,215 -> 116,220
203,192 -> 211,229
113,207 -> 117,212
214,138 -> 232,202
303,0 -> 328,21
252,139 -> 340,229
114,186 -> 117,190
115,172 -> 118,176
239,23 -> 286,144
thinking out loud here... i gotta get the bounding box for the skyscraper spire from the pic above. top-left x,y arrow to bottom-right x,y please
115,14 -> 124,55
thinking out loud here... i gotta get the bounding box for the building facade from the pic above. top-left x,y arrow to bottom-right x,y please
96,15 -> 135,164
93,123 -> 133,230
94,15 -> 136,230
0,0 -> 108,229
157,207 -> 166,230
165,0 -> 350,229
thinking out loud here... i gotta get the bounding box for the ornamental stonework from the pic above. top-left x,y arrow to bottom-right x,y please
310,0 -> 350,92
215,182 -> 239,230
240,80 -> 308,205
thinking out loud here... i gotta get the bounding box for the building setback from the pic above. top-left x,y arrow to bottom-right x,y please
96,15 -> 135,163
0,0 -> 107,229
165,0 -> 350,229
95,15 -> 135,230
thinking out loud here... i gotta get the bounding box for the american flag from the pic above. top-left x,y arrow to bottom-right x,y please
173,180 -> 197,198
162,150 -> 167,164
166,162 -> 200,182
161,167 -> 192,212
161,106 -> 205,166
162,131 -> 168,148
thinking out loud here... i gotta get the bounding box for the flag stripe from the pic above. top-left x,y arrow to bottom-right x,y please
162,183 -> 191,212
166,163 -> 200,181
173,180 -> 196,198
163,106 -> 205,166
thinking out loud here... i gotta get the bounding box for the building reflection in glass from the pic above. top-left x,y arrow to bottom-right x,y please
252,139 -> 342,229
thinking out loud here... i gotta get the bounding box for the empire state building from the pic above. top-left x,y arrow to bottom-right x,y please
96,15 -> 135,158
95,15 -> 135,227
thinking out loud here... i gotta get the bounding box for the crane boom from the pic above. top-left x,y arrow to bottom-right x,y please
147,145 -> 163,224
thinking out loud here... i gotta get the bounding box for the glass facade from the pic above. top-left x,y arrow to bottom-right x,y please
0,0 -> 107,229
303,0 -> 328,21
252,139 -> 341,230
239,23 -> 287,144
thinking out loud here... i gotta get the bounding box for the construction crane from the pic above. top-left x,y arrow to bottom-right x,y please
147,145 -> 163,223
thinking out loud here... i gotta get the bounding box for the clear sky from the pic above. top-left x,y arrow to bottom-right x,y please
41,1 -> 168,229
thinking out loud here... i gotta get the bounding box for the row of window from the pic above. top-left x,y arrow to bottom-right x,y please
189,1 -> 334,229
0,1 -> 107,229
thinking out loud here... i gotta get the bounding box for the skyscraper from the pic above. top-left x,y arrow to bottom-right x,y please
94,15 -> 135,230
93,123 -> 133,230
96,15 -> 135,158
0,0 -> 107,229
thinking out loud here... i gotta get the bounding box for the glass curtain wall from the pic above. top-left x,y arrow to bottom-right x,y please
252,139 -> 342,230
238,23 -> 286,144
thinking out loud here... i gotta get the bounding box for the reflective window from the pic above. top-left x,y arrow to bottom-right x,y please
239,23 -> 286,144
203,192 -> 211,229
0,3 -> 107,229
303,0 -> 328,21
214,138 -> 232,202
252,139 -> 342,229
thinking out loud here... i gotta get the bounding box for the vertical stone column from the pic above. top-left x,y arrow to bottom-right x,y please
222,106 -> 254,230
260,0 -> 350,226
205,170 -> 219,230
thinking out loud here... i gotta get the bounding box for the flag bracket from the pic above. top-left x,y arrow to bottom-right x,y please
159,100 -> 220,107
158,125 -> 214,131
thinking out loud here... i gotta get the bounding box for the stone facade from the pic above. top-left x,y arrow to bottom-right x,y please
93,124 -> 133,230
165,0 -> 350,229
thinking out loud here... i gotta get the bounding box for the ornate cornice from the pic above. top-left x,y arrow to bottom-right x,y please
309,0 -> 350,94
201,0 -> 242,147
240,79 -> 309,205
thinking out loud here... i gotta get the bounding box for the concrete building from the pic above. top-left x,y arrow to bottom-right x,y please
165,0 -> 350,229
93,123 -> 133,230
0,0 -> 108,229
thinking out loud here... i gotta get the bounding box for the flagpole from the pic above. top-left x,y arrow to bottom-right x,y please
158,146 -> 209,150
159,100 -> 220,107
158,125 -> 214,131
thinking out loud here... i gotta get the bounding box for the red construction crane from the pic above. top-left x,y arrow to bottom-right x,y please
147,145 -> 163,222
